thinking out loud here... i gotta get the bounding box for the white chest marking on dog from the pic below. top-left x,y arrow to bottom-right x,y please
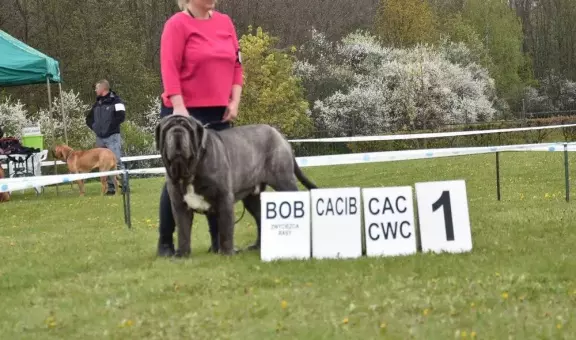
183,184 -> 211,212
253,185 -> 261,195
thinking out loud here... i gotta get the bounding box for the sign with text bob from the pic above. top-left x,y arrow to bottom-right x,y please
260,191 -> 311,262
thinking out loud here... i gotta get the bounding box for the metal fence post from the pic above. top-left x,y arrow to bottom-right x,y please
496,151 -> 501,201
122,169 -> 132,229
564,143 -> 570,202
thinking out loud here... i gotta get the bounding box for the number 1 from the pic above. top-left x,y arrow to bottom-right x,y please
432,190 -> 455,241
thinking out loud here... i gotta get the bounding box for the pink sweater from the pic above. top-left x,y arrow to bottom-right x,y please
160,11 -> 243,108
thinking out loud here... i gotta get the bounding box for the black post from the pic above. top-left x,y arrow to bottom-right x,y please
126,173 -> 132,229
496,151 -> 501,201
122,177 -> 128,225
122,170 -> 132,229
54,159 -> 59,196
564,143 -> 570,202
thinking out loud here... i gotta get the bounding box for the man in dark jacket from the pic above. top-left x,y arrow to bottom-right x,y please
86,79 -> 126,195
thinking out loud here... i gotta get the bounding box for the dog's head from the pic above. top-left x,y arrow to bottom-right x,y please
53,144 -> 73,161
155,115 -> 207,181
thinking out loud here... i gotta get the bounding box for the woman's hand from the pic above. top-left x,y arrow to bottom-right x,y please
222,100 -> 239,122
173,108 -> 189,116
223,85 -> 242,122
169,95 -> 189,116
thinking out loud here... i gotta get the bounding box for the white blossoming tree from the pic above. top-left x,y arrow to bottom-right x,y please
0,96 -> 33,138
295,30 -> 499,137
35,90 -> 94,149
524,74 -> 576,113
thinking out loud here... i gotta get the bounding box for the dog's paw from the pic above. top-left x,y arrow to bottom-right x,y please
219,248 -> 238,256
157,243 -> 176,258
245,243 -> 261,251
210,246 -> 243,255
174,249 -> 191,258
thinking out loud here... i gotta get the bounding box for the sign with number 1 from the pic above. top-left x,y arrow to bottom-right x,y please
414,180 -> 473,254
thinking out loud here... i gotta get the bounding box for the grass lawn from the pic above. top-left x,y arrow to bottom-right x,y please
1,151 -> 575,339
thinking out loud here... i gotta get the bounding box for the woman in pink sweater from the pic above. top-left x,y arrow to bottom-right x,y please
157,0 -> 243,257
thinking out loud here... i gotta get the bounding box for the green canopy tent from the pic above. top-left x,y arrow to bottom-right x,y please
0,29 -> 68,144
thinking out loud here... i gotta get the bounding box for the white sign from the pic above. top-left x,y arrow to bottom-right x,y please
414,180 -> 473,254
260,191 -> 311,262
22,126 -> 41,136
362,186 -> 417,257
311,187 -> 362,259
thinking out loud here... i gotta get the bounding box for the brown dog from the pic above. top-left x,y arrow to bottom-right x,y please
0,166 -> 10,202
53,144 -> 119,196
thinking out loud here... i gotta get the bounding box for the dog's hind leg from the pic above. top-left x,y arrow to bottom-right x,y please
113,174 -> 119,194
243,193 -> 262,251
269,176 -> 299,192
217,194 -> 237,256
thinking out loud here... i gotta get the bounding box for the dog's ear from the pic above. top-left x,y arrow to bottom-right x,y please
188,117 -> 207,150
52,146 -> 60,160
198,122 -> 207,150
155,123 -> 162,151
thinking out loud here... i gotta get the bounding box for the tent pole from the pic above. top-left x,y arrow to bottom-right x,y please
58,82 -> 68,145
47,77 -> 53,133
47,77 -> 59,196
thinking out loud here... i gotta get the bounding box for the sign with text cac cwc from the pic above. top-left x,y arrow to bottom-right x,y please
259,179 -> 473,262
362,186 -> 417,257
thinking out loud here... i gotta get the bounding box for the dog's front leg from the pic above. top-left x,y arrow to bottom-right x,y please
217,195 -> 236,256
167,184 -> 194,258
77,179 -> 85,196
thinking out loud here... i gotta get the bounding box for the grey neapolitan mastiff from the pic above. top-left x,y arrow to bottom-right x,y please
155,115 -> 318,257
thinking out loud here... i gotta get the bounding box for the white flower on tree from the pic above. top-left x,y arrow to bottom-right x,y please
297,30 -> 498,136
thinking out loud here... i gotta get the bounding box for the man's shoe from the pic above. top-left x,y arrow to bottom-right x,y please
157,242 -> 175,257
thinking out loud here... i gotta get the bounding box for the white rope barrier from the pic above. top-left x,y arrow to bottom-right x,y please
32,123 -> 576,167
288,123 -> 576,143
2,141 -> 575,194
0,170 -> 123,193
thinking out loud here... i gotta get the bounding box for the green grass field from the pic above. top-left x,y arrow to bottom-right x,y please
1,152 -> 575,339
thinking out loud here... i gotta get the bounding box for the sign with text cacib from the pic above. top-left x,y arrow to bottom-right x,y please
260,191 -> 311,262
311,187 -> 362,259
362,186 -> 417,257
415,180 -> 473,254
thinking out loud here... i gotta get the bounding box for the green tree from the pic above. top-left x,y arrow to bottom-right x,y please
237,26 -> 313,138
374,0 -> 439,47
439,14 -> 493,69
460,0 -> 534,104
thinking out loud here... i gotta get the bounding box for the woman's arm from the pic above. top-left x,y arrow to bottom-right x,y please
230,16 -> 243,103
230,84 -> 242,106
160,18 -> 188,115
223,16 -> 244,122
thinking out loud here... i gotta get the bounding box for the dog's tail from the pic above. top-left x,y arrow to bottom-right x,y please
293,157 -> 318,190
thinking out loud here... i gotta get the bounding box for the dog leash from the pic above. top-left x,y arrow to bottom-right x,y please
234,205 -> 246,224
